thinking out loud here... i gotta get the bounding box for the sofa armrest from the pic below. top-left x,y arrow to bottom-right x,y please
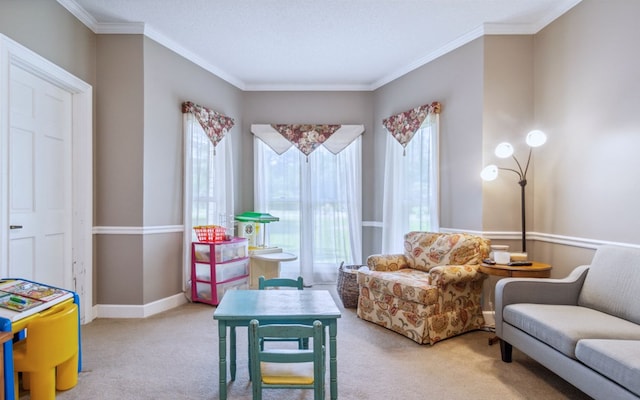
366,254 -> 408,271
495,265 -> 590,337
429,265 -> 486,287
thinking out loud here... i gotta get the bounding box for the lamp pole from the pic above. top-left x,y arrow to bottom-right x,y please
497,148 -> 532,253
481,130 -> 546,256
519,177 -> 527,253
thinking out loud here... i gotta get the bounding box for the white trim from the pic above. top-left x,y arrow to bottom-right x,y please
362,221 -> 383,228
245,83 -> 371,92
482,311 -> 495,328
56,0 -> 100,30
367,224 -> 640,250
441,228 -> 640,250
0,34 -> 93,325
527,232 -> 640,250
92,225 -> 184,235
95,293 -> 188,319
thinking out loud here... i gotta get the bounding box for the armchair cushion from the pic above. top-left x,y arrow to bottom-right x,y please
404,231 -> 489,272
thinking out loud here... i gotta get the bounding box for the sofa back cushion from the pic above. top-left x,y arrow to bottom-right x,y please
403,231 -> 490,272
578,245 -> 640,324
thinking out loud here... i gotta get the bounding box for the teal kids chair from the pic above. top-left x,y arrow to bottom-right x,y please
258,276 -> 307,349
249,319 -> 325,400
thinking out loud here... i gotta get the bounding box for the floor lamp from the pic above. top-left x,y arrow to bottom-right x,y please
481,130 -> 547,253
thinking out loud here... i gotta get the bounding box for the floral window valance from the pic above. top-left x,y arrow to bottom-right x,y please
383,102 -> 441,154
251,123 -> 365,157
182,101 -> 235,151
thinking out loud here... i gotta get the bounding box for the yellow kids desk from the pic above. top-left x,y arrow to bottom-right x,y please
0,279 -> 81,400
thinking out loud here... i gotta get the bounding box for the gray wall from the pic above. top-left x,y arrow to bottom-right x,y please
95,35 -> 244,304
373,37 -> 485,237
533,0 -> 640,253
0,0 -> 95,85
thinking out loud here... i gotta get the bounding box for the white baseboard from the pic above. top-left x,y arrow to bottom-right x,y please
95,293 -> 189,319
483,310 -> 495,328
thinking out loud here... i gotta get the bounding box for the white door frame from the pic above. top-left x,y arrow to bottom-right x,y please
0,34 -> 93,324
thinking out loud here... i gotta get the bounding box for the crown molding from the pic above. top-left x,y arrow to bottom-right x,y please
142,26 -> 246,89
57,0 -> 99,30
244,82 -> 373,92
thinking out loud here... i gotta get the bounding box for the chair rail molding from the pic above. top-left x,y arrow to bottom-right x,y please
440,228 -> 640,250
93,225 -> 183,235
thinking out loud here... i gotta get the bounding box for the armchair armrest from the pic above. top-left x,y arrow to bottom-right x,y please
429,265 -> 486,287
366,254 -> 408,272
495,265 -> 590,336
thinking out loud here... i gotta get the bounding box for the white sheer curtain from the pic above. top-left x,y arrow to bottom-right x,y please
254,136 -> 362,285
183,113 -> 234,289
381,115 -> 439,253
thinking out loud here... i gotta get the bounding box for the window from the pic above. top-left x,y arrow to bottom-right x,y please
255,137 -> 362,284
381,117 -> 439,253
183,113 -> 234,289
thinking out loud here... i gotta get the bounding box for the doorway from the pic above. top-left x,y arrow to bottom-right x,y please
0,34 -> 93,324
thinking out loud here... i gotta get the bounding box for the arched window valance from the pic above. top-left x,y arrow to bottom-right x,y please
181,101 -> 235,151
251,123 -> 365,157
383,102 -> 441,154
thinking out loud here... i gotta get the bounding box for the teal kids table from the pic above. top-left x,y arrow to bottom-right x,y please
214,289 -> 341,400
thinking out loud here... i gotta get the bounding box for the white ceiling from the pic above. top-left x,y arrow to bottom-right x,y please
59,0 -> 581,91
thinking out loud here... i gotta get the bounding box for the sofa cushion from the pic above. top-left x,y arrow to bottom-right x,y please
578,245 -> 640,325
403,232 -> 489,272
575,339 -> 640,397
503,304 -> 640,358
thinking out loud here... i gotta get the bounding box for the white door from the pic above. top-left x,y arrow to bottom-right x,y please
7,64 -> 73,289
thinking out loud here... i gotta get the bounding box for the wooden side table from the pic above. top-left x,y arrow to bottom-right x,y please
479,262 -> 551,278
480,262 -> 552,345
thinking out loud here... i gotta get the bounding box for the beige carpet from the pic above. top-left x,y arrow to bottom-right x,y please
41,286 -> 591,400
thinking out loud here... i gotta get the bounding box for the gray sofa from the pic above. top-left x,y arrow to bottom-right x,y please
495,245 -> 640,400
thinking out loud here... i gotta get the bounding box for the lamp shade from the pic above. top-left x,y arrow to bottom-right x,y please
480,165 -> 499,181
526,130 -> 547,147
494,142 -> 514,158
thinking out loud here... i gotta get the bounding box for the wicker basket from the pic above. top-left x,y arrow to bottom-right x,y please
337,262 -> 364,308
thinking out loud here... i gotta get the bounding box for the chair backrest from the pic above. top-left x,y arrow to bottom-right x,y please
24,302 -> 79,366
249,319 -> 325,398
403,231 -> 490,272
258,276 -> 304,290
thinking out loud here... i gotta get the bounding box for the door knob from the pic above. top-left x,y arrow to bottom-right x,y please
9,225 -> 23,229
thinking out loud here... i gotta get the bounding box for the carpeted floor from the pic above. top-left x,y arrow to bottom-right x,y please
40,285 -> 592,400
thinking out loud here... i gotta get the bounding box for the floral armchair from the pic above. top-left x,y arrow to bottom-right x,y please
357,232 -> 490,344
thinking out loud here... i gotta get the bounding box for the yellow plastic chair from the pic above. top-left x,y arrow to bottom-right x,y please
13,302 -> 79,400
249,319 -> 325,400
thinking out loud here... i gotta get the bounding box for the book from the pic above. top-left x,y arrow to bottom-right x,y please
0,291 -> 43,312
1,280 -> 68,302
